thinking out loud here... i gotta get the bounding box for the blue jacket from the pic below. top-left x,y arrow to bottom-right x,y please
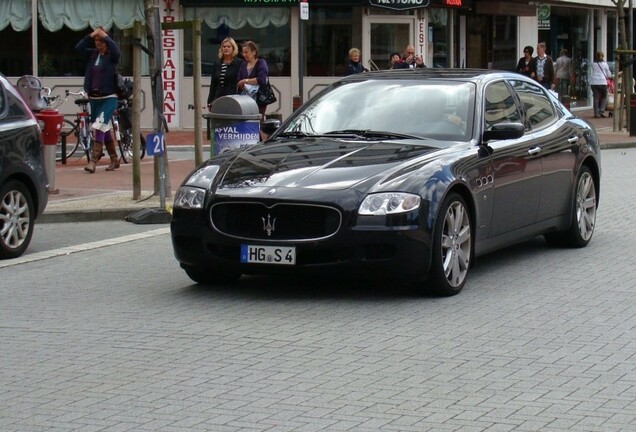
75,35 -> 121,96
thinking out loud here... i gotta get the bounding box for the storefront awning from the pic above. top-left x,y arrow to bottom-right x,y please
180,0 -> 366,6
179,0 -> 471,9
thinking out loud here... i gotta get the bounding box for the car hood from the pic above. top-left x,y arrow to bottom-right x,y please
218,138 -> 440,191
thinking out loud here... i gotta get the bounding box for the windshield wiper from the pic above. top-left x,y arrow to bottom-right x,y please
323,130 -> 420,140
277,131 -> 312,138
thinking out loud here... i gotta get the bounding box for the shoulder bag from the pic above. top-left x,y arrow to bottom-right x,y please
256,80 -> 277,106
254,60 -> 277,106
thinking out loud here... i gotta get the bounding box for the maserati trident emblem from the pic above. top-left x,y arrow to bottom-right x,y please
262,214 -> 276,236
268,188 -> 276,195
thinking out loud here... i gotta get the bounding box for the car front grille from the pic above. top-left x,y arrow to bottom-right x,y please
210,202 -> 342,242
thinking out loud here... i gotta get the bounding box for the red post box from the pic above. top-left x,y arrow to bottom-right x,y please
36,109 -> 64,145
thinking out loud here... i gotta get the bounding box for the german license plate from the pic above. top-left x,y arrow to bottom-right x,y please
240,245 -> 296,265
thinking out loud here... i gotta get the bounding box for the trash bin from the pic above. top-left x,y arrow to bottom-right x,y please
35,109 -> 63,194
36,109 -> 64,145
204,95 -> 262,156
17,75 -> 64,194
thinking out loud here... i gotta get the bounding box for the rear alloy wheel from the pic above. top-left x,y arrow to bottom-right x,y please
183,265 -> 241,285
428,192 -> 472,296
0,181 -> 35,259
545,166 -> 597,248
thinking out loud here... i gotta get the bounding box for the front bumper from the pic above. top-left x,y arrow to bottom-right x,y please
171,209 -> 433,280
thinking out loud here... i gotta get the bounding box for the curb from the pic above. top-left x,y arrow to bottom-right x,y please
600,141 -> 636,149
39,208 -> 142,223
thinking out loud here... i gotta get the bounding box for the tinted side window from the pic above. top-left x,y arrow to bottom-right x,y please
510,79 -> 556,129
484,81 -> 521,129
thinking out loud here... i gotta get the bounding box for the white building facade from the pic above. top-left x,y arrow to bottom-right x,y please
0,0 -> 625,129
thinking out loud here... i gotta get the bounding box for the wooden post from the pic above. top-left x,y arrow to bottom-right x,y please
132,20 -> 143,200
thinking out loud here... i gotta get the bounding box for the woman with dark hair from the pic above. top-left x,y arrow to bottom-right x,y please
75,26 -> 121,173
207,37 -> 242,108
516,45 -> 536,78
237,40 -> 269,120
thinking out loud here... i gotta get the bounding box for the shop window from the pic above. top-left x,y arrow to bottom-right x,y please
0,27 -> 31,77
184,7 -> 291,77
306,8 -> 356,76
0,23 -> 136,78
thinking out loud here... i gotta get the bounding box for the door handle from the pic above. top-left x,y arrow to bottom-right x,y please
528,146 -> 541,156
567,136 -> 580,144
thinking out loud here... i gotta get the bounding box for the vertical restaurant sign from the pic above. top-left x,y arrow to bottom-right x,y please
161,0 -> 180,128
538,4 -> 550,30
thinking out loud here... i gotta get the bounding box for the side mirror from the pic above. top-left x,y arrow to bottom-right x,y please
261,119 -> 281,138
482,122 -> 525,142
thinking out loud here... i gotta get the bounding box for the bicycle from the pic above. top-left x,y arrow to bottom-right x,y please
56,90 -> 93,163
111,97 -> 146,163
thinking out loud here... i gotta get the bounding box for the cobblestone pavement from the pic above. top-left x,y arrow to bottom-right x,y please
0,150 -> 634,431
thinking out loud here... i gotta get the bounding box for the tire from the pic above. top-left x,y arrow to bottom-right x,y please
55,119 -> 79,161
544,166 -> 597,248
183,265 -> 241,285
0,181 -> 35,259
119,131 -> 146,164
427,192 -> 473,296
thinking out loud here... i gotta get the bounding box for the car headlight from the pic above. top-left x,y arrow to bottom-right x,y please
358,192 -> 421,215
185,164 -> 220,188
174,186 -> 206,209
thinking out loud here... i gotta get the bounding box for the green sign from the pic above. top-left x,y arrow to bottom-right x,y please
538,4 -> 550,30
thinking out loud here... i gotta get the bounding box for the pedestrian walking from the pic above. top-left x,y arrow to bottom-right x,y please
590,51 -> 612,118
515,46 -> 536,78
534,42 -> 555,90
75,26 -> 121,173
555,48 -> 573,102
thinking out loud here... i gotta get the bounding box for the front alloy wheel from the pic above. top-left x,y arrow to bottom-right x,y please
0,181 -> 35,259
428,192 -> 472,296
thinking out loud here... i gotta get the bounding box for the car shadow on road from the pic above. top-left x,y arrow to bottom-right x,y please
177,236 -> 565,301
179,274 -> 428,301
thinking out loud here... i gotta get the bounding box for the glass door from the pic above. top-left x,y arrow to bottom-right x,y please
363,17 -> 415,71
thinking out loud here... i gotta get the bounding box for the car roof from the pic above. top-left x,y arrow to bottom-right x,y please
340,68 -> 514,84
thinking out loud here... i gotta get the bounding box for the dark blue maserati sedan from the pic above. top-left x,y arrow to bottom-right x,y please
171,69 -> 600,296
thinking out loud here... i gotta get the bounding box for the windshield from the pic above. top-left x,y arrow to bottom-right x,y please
283,80 -> 475,142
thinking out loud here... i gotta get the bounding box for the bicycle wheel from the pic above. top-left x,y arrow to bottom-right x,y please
118,130 -> 132,164
139,133 -> 146,159
118,131 -> 146,163
55,119 -> 79,161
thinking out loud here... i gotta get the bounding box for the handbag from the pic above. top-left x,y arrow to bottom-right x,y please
255,81 -> 277,106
